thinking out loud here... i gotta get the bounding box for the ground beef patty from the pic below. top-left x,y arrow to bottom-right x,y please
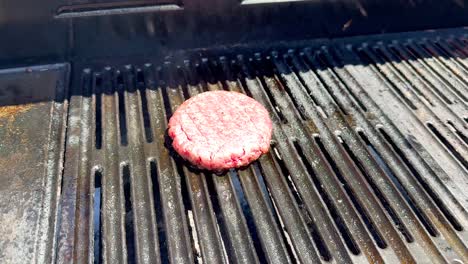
168,90 -> 272,171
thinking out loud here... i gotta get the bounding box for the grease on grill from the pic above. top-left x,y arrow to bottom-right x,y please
0,104 -> 34,119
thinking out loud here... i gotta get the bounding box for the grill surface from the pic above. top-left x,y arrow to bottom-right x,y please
10,28 -> 467,264
0,64 -> 69,264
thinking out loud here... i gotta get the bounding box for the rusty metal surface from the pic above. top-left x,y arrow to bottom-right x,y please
6,28 -> 464,264
0,64 -> 69,264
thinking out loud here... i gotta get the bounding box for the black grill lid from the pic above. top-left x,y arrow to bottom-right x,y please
2,0 -> 468,66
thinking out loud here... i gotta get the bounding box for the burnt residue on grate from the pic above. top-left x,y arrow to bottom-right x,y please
56,32 -> 468,264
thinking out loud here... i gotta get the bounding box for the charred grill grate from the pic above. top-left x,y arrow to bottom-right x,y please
57,31 -> 468,264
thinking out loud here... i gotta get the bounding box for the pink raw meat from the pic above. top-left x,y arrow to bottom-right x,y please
168,90 -> 272,171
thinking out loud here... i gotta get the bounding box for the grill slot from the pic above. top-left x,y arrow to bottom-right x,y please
149,161 -> 169,264
122,164 -> 136,264
315,52 -> 357,116
56,29 -> 468,264
279,162 -> 304,207
116,71 -> 128,146
246,162 -> 298,263
93,169 -> 103,264
379,46 -> 437,106
449,40 -> 466,56
260,171 -> 299,263
252,163 -> 276,214
204,173 -> 231,261
136,69 -> 154,143
187,210 -> 201,264
94,74 -> 103,149
281,54 -> 326,119
208,173 -> 260,263
306,218 -> 332,262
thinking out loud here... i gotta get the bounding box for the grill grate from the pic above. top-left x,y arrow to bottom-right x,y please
56,30 -> 468,264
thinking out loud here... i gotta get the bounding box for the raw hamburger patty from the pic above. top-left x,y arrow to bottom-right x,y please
168,90 -> 273,170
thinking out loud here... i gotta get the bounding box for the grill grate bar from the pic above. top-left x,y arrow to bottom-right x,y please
345,45 -> 468,186
272,53 -> 400,261
150,67 -> 195,264
333,44 -> 468,261
405,43 -> 468,103
390,44 -> 468,120
100,68 -> 128,264
121,66 -> 160,264
255,54 -> 384,262
237,165 -> 293,264
240,55 -> 358,263
358,46 -> 421,110
233,60 -> 325,263
56,69 -> 88,264
305,47 -> 468,252
171,64 -> 229,264
78,71 -> 97,263
420,41 -> 468,91
445,39 -> 468,67
214,62 -> 295,264
166,69 -> 260,264
292,141 -> 362,255
333,45 -> 468,223
274,51 -> 420,262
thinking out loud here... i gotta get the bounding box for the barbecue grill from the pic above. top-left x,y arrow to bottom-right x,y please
1,1 -> 468,263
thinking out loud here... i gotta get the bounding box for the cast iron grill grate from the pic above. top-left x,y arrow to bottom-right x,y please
56,31 -> 468,264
